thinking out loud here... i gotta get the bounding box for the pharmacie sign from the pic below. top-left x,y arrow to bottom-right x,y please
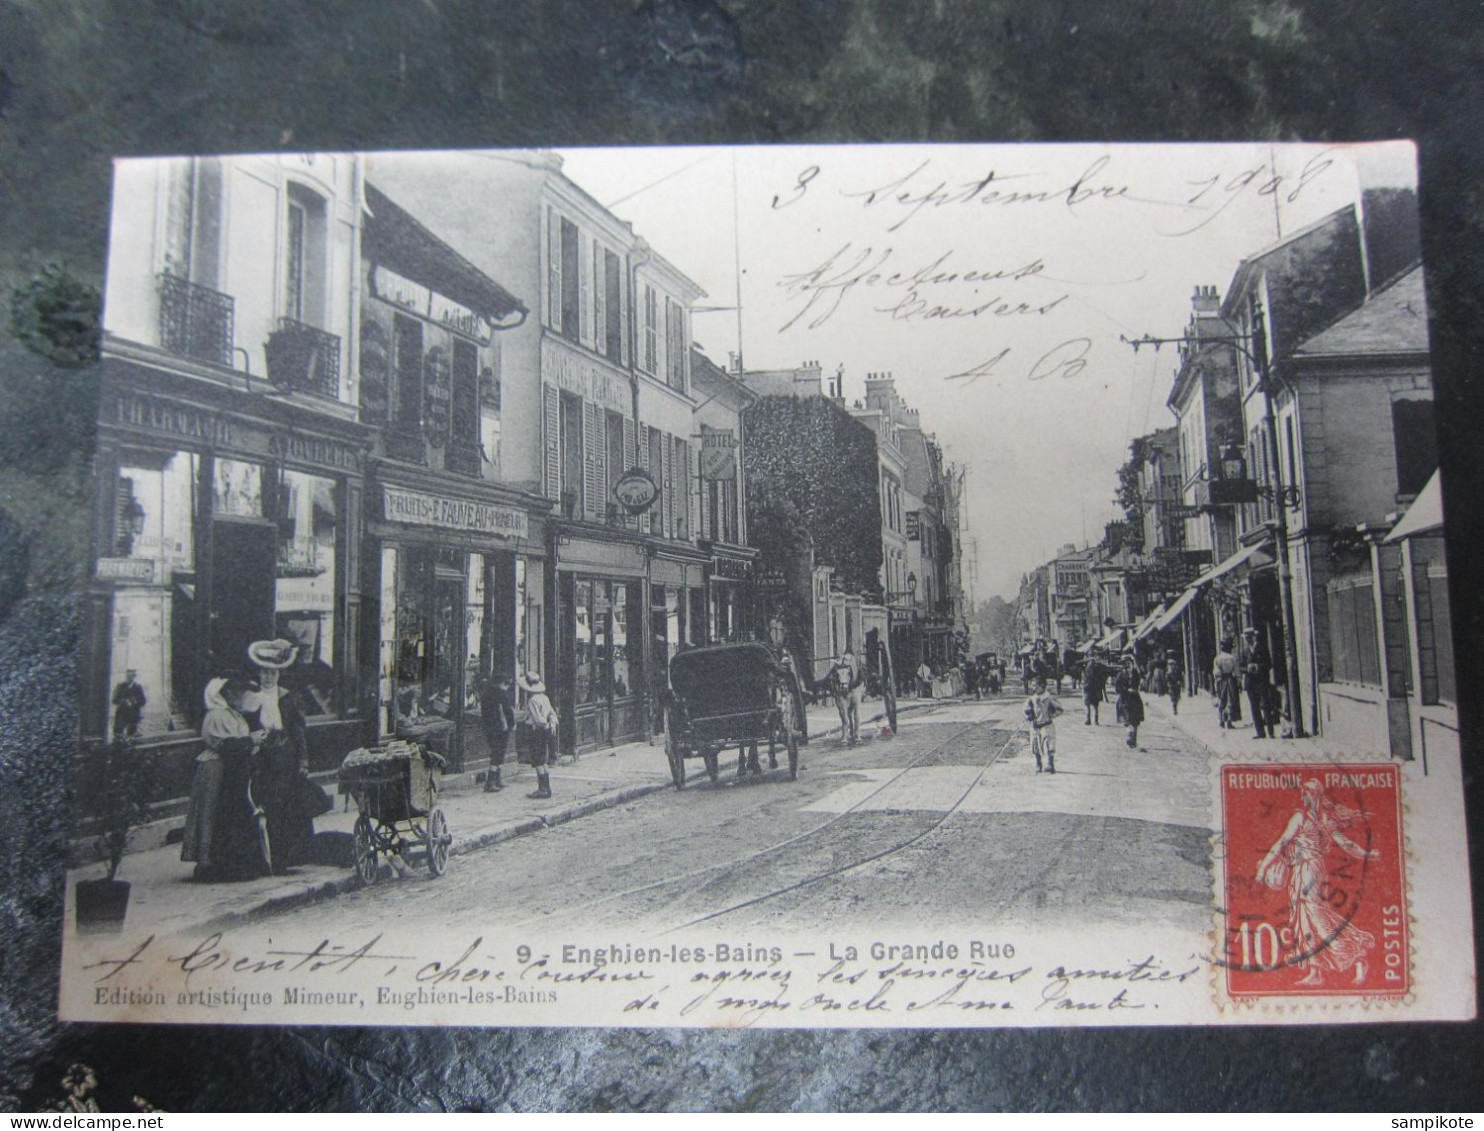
383,485 -> 528,539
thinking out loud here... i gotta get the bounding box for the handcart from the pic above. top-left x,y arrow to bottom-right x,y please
337,740 -> 451,884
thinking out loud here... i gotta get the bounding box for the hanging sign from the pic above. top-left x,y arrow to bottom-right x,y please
699,429 -> 737,481
612,467 -> 659,514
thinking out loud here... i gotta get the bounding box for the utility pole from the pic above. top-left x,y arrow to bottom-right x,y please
1120,313 -> 1307,738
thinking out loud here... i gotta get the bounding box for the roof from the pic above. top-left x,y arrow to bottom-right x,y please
363,182 -> 528,326
1219,206 -> 1356,318
1384,470 -> 1444,542
1294,264 -> 1429,359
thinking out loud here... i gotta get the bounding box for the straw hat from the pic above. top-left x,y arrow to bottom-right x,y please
247,638 -> 298,669
519,671 -> 547,694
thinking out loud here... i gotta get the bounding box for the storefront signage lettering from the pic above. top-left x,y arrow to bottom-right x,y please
95,557 -> 162,584
712,555 -> 754,581
542,339 -> 630,412
757,570 -> 789,591
612,467 -> 659,514
113,394 -> 233,445
372,266 -> 493,344
268,432 -> 362,471
699,429 -> 737,481
383,485 -> 529,539
906,511 -> 920,540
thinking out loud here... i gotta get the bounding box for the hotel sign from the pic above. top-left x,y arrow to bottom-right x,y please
699,429 -> 737,481
383,486 -> 528,539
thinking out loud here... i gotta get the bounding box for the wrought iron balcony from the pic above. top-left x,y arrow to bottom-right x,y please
157,273 -> 234,366
265,318 -> 341,398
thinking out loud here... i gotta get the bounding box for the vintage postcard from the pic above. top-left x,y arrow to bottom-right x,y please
59,141 -> 1474,1027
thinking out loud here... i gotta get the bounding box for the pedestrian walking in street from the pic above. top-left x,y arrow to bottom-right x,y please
182,677 -> 271,882
1166,649 -> 1183,716
1114,654 -> 1145,749
1241,626 -> 1273,740
917,659 -> 933,699
477,670 -> 517,791
245,639 -> 329,873
520,672 -> 559,799
1082,653 -> 1109,725
1213,637 -> 1241,729
1023,676 -> 1062,773
111,668 -> 146,739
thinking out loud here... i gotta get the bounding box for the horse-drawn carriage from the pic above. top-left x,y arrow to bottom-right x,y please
662,642 -> 806,788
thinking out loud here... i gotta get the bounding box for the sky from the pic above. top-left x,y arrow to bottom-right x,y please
556,141 -> 1417,601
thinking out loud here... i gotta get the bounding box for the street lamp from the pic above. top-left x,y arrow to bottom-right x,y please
907,572 -> 917,602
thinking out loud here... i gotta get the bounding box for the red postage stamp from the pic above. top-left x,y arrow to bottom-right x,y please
1220,763 -> 1408,998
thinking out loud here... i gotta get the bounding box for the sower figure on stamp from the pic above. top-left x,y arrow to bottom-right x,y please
1023,676 -> 1062,774
477,670 -> 516,792
520,672 -> 558,800
1257,779 -> 1380,986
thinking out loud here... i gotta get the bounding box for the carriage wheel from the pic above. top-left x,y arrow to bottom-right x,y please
702,749 -> 720,783
353,815 -> 379,886
664,708 -> 686,789
425,808 -> 450,877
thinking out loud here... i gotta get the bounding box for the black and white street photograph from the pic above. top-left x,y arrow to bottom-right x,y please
56,141 -> 1472,1028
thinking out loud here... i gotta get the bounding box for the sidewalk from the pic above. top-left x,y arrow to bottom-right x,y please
67,696 -> 926,937
1148,687 -> 1394,764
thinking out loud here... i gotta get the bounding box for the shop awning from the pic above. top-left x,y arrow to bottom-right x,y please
1131,604 -> 1166,643
1150,583 -> 1202,633
364,183 -> 528,326
1196,540 -> 1273,586
1384,471 -> 1444,543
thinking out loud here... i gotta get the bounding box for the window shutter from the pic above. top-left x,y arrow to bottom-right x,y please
548,207 -> 561,333
543,384 -> 560,500
578,231 -> 591,346
623,416 -> 636,472
699,459 -> 713,541
593,241 -> 607,358
619,259 -> 629,368
583,401 -> 600,518
688,441 -> 699,541
661,434 -> 673,538
637,423 -> 650,471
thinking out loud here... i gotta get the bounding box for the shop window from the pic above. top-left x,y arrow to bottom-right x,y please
575,579 -> 599,705
466,553 -> 485,703
275,469 -> 339,715
1327,579 -> 1381,687
515,557 -> 542,680
107,451 -> 199,739
213,458 -> 263,518
612,582 -> 632,698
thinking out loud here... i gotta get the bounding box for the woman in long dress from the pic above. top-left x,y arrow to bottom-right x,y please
1256,779 -> 1380,986
245,639 -> 327,873
181,678 -> 271,881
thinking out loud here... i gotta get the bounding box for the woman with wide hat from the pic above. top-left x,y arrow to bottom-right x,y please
245,638 -> 330,871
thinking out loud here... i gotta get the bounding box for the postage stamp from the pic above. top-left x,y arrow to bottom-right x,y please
1220,764 -> 1408,998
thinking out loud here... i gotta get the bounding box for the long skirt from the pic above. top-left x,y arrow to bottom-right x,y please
182,746 -> 271,879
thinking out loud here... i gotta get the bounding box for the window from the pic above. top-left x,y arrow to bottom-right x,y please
593,242 -> 606,358
559,392 -> 584,516
1327,579 -> 1381,686
643,285 -> 658,374
665,298 -> 686,392
1426,562 -> 1455,704
284,183 -> 327,326
450,338 -> 480,463
1392,398 -> 1438,498
560,218 -> 580,344
394,315 -> 424,432
606,410 -> 625,516
603,249 -> 622,364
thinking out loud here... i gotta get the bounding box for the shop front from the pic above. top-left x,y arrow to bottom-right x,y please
84,362 -> 371,798
551,529 -> 652,755
706,544 -> 759,644
647,546 -> 709,732
366,467 -> 548,771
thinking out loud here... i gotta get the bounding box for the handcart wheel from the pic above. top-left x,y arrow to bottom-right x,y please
664,707 -> 685,789
702,749 -> 720,783
425,807 -> 450,877
353,814 -> 379,886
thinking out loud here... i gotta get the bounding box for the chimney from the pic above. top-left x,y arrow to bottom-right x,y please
1191,285 -> 1220,314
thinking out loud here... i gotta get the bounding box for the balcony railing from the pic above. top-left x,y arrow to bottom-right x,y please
265,318 -> 341,398
157,273 -> 234,366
